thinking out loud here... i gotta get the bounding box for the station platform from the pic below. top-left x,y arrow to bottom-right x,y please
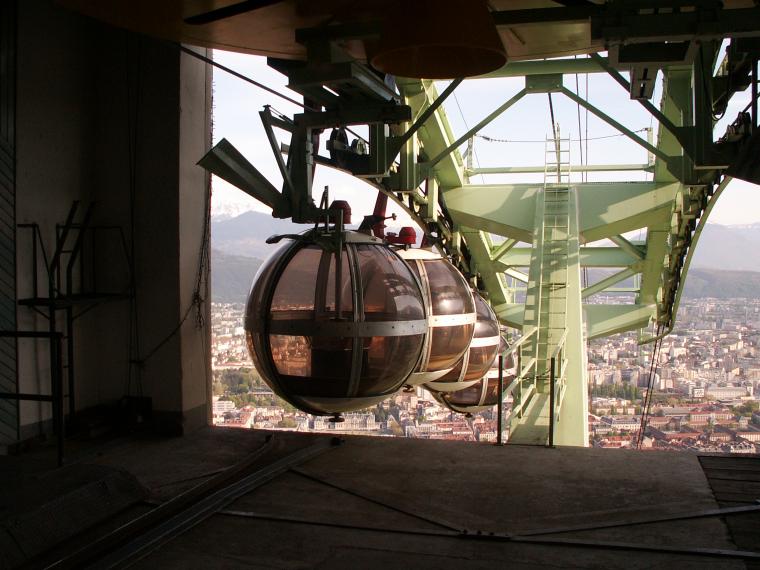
1,427 -> 759,568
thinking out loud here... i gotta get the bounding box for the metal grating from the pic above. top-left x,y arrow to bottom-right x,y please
0,0 -> 17,444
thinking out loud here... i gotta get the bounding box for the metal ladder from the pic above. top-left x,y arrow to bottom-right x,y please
538,129 -> 571,384
544,126 -> 571,186
509,129 -> 572,445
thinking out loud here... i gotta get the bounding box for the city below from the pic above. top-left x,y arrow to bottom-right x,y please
211,298 -> 760,453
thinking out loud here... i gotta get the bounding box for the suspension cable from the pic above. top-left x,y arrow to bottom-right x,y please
476,128 -> 649,144
637,325 -> 664,449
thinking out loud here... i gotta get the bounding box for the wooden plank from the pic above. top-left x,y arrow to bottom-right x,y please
709,492 -> 760,504
707,479 -> 760,496
703,469 -> 760,483
699,456 -> 760,471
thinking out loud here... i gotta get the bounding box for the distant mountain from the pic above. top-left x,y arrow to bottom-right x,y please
691,223 -> 760,271
213,212 -> 760,271
211,249 -> 262,303
682,268 -> 760,299
210,211 -> 760,301
212,211 -> 303,259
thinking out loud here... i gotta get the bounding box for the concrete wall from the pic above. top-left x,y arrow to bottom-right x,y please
15,0 -> 211,438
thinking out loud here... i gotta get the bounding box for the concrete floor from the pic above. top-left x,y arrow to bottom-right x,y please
2,427 -> 758,568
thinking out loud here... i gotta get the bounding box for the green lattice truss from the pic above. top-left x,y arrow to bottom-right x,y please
387,49 -> 740,444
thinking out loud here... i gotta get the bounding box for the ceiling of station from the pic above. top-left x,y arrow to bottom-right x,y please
51,0 -> 641,63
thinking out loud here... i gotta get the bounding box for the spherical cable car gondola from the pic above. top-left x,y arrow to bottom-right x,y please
425,292 -> 501,393
434,344 -> 516,415
396,248 -> 476,386
245,228 -> 427,416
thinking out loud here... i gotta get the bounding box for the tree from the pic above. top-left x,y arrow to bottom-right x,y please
277,418 -> 297,428
734,401 -> 759,417
373,404 -> 389,423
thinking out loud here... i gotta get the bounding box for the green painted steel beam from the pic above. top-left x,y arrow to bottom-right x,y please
397,79 -> 465,189
581,267 -> 638,299
640,176 -> 733,344
494,246 -> 639,268
494,303 -> 524,329
443,182 -> 679,243
654,68 -> 693,183
585,304 -> 656,340
497,302 -> 656,340
468,163 -> 652,175
491,238 -> 518,262
589,53 -> 687,150
388,55 -> 734,446
458,226 -> 511,307
554,187 -> 588,447
578,182 -> 679,242
505,267 -> 529,283
426,89 -> 527,169
442,184 -> 538,243
609,234 -> 646,261
560,87 -> 671,162
393,78 -> 463,154
476,57 -> 607,79
638,229 -> 671,308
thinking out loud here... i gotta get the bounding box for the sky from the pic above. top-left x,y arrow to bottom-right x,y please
210,50 -> 760,227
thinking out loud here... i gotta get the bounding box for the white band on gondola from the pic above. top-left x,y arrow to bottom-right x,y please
263,319 -> 428,337
469,335 -> 502,348
428,312 -> 477,327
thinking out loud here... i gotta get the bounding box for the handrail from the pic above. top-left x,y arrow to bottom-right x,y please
548,327 -> 568,447
550,328 -> 568,359
519,357 -> 537,378
495,326 -> 539,445
503,327 -> 537,358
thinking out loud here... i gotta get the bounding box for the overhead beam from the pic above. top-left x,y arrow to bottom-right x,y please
497,303 -> 656,339
560,87 -> 670,162
577,182 -> 679,242
291,6 -> 760,48
609,234 -> 646,261
495,246 -> 638,268
505,267 -> 529,283
426,89 -> 527,169
198,138 -> 287,215
491,6 -> 598,26
458,226 -> 511,307
468,163 -> 652,175
589,53 -> 686,148
585,304 -> 655,340
442,184 -> 538,242
491,238 -> 517,262
444,182 -> 679,244
581,267 -> 638,299
476,57 -> 607,79
494,303 -> 524,329
394,78 -> 462,152
490,6 -> 760,42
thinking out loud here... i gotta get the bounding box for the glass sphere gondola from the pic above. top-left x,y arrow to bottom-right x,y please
434,350 -> 516,414
397,248 -> 476,386
425,292 -> 501,393
245,230 -> 427,415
